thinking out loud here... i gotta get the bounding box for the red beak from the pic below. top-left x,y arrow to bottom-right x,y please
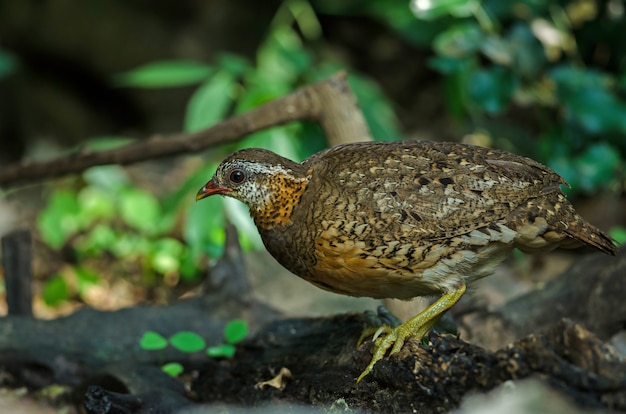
196,178 -> 232,201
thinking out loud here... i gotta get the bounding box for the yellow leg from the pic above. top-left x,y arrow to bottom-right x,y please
356,282 -> 467,383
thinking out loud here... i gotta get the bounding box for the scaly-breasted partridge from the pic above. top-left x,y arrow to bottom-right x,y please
196,140 -> 617,382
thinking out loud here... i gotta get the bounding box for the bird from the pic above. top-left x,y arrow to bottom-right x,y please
195,140 -> 618,382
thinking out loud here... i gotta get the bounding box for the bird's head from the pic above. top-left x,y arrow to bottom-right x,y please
196,148 -> 310,229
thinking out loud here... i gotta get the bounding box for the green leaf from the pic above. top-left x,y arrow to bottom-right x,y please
549,66 -> 626,135
362,0 -> 443,47
257,25 -> 311,84
74,223 -> 117,258
42,275 -> 70,307
169,331 -> 206,353
576,143 -> 621,193
113,60 -> 213,88
82,165 -> 130,192
609,227 -> 626,244
76,224 -> 117,256
411,0 -> 478,20
77,186 -> 116,225
74,267 -> 100,296
149,238 -> 184,274
217,53 -> 251,76
119,188 -> 161,234
178,250 -> 201,281
185,195 -> 225,259
184,70 -> 236,132
508,24 -> 546,79
0,49 -> 19,79
234,84 -> 284,114
468,67 -> 516,113
161,362 -> 184,377
224,319 -> 248,344
139,331 -> 168,350
37,190 -> 80,249
349,73 -> 402,142
206,344 -> 236,358
111,233 -> 151,258
433,22 -> 485,58
428,56 -> 472,75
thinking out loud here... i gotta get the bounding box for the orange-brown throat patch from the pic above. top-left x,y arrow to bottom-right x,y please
252,173 -> 310,230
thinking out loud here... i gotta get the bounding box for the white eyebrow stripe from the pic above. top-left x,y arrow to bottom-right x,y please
222,160 -> 293,176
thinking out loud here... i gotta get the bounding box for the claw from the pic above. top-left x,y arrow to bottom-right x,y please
356,284 -> 467,383
357,326 -> 407,383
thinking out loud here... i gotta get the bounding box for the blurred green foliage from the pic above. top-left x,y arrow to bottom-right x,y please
37,163 -> 203,305
0,48 -> 18,79
318,0 -> 625,195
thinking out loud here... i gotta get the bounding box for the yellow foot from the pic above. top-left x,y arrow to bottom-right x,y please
356,283 -> 467,383
356,322 -> 421,382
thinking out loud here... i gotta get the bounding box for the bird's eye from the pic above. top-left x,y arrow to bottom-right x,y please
228,168 -> 246,184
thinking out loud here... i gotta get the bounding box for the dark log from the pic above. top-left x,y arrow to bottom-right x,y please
462,245 -> 626,350
0,295 -> 281,388
1,229 -> 33,317
191,316 -> 626,413
0,242 -> 623,413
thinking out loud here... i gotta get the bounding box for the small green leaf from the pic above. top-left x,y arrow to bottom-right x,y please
83,165 -> 130,192
428,56 -> 472,75
184,70 -> 236,132
42,275 -> 70,307
169,331 -> 206,353
77,186 -> 116,225
609,227 -> 626,244
161,362 -> 184,377
76,223 -> 117,256
37,190 -> 80,249
433,22 -> 484,58
508,24 -> 546,79
207,344 -> 236,358
349,73 -> 402,142
468,67 -> 516,113
110,233 -> 150,258
74,267 -> 100,296
119,188 -> 161,234
575,143 -> 621,193
0,49 -> 19,79
257,25 -> 311,84
185,195 -> 225,259
224,319 -> 248,344
139,331 -> 168,350
113,60 -> 213,88
217,53 -> 251,76
411,0 -> 477,20
149,238 -> 184,274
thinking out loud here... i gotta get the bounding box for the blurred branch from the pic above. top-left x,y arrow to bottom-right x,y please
0,71 -> 371,188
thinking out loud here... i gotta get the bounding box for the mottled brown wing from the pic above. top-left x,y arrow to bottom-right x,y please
306,141 -> 566,242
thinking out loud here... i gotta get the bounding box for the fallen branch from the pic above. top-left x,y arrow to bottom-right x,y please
0,71 -> 370,188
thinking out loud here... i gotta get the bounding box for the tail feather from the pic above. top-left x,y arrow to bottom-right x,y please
554,193 -> 617,255
510,192 -> 618,255
564,222 -> 618,256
